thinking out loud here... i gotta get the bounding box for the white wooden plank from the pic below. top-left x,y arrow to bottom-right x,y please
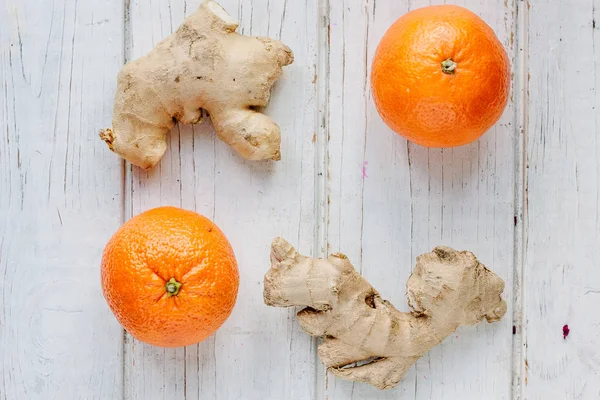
523,1 -> 600,399
326,0 -> 517,399
0,0 -> 124,399
208,1 -> 320,396
123,0 -> 320,398
326,2 -> 410,398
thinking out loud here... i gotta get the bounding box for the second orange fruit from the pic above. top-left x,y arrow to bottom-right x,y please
101,206 -> 239,348
371,5 -> 510,147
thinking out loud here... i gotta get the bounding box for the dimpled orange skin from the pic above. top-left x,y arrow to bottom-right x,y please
371,5 -> 510,147
101,206 -> 239,348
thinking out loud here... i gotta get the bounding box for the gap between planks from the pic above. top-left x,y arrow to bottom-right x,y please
314,1 -> 331,399
122,0 -> 133,399
511,0 -> 529,399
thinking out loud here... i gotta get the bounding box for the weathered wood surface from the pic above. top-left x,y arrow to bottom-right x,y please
0,0 -> 125,398
1,0 -> 598,399
522,1 -> 600,399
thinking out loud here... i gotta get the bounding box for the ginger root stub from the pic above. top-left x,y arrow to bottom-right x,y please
100,0 -> 294,169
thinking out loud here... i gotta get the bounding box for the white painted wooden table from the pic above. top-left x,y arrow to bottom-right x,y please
1,0 -> 599,399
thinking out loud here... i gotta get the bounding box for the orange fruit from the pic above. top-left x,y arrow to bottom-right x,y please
101,206 -> 239,348
371,5 -> 510,147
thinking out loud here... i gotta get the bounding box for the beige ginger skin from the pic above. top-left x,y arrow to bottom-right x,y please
100,0 -> 294,169
264,238 -> 507,390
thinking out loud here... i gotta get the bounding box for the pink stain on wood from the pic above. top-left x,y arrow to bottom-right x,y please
563,324 -> 570,339
362,161 -> 368,179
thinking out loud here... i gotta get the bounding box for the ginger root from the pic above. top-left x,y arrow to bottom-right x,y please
100,0 -> 294,169
264,238 -> 507,390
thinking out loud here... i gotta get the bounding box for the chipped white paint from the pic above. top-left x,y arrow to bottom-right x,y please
1,0 -> 599,399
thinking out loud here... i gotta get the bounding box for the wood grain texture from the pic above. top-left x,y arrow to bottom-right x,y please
123,0 -> 319,399
522,1 -> 600,399
3,0 -> 600,398
0,0 -> 124,399
326,1 -> 517,399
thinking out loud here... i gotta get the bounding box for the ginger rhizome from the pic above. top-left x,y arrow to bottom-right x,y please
100,0 -> 294,169
264,238 -> 507,390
